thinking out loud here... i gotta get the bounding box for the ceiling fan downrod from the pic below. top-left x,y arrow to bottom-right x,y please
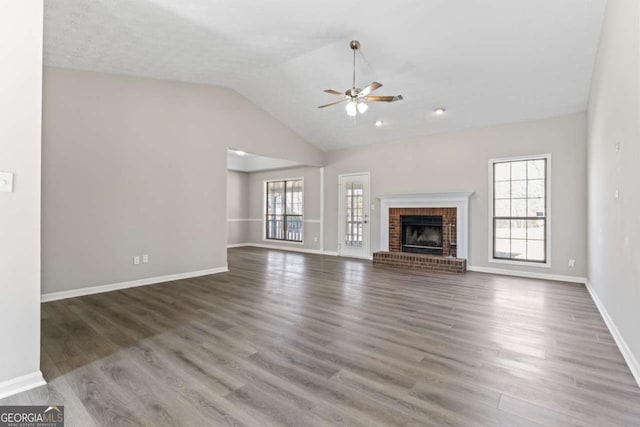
350,40 -> 360,94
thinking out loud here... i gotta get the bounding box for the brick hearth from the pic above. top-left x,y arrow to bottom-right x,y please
374,206 -> 466,273
373,251 -> 466,274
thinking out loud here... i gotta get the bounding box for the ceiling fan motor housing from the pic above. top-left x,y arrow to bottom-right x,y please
347,88 -> 361,98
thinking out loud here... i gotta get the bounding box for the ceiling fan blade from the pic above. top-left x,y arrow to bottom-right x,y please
324,89 -> 348,98
358,82 -> 383,97
363,95 -> 404,102
318,99 -> 348,108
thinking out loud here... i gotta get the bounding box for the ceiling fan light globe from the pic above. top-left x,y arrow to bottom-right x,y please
346,101 -> 357,117
357,102 -> 368,114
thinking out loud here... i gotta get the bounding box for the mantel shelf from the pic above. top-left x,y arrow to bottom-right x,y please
378,192 -> 474,202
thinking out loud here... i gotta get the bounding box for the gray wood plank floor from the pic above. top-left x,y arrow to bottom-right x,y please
3,247 -> 639,426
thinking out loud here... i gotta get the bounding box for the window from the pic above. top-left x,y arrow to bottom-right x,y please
265,179 -> 303,242
491,155 -> 549,264
344,182 -> 364,248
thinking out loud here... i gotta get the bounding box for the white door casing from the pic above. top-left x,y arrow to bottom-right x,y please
338,172 -> 371,259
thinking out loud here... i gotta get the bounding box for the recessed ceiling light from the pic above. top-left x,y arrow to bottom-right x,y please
235,150 -> 247,156
433,108 -> 446,116
375,120 -> 383,127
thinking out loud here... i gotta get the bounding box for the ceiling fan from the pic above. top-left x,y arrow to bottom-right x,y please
318,40 -> 403,116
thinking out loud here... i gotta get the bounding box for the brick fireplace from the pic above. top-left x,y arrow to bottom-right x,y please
389,207 -> 457,257
373,192 -> 473,274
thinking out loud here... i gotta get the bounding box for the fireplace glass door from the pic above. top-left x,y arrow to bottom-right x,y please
401,215 -> 443,255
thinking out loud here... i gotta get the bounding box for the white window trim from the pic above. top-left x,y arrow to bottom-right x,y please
262,177 -> 305,245
487,153 -> 551,268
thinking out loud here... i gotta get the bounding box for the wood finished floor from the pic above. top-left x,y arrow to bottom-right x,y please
3,247 -> 640,426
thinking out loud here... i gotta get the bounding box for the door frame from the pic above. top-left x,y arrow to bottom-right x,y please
337,172 -> 371,259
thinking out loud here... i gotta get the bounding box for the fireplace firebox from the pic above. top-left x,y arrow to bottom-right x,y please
401,215 -> 443,255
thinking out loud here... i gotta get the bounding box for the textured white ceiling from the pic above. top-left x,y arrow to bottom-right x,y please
44,0 -> 607,151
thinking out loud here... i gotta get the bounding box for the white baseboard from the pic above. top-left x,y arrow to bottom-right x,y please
41,266 -> 229,303
226,243 -> 249,248
343,254 -> 374,260
585,279 -> 640,387
227,244 -> 362,259
467,265 -> 586,284
0,371 -> 46,400
229,243 -> 325,255
228,244 -> 372,260
226,219 -> 323,223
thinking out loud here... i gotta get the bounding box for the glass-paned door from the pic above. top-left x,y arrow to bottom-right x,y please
338,173 -> 370,258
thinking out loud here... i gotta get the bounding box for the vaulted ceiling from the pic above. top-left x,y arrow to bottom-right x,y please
44,0 -> 607,151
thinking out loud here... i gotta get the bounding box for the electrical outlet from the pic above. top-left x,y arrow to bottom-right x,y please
133,255 -> 140,265
142,254 -> 149,264
615,143 -> 621,152
568,259 -> 576,268
313,237 -> 318,243
615,189 -> 620,199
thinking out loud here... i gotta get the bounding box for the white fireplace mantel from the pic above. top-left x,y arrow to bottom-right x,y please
378,192 -> 473,260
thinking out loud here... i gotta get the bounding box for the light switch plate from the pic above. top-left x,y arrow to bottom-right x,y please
0,172 -> 14,192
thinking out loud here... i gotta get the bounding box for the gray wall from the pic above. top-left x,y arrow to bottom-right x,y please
226,166 -> 322,251
323,113 -> 588,278
245,166 -> 322,251
227,170 -> 250,245
587,0 -> 640,378
0,1 -> 43,386
227,167 -> 322,250
42,68 -> 323,294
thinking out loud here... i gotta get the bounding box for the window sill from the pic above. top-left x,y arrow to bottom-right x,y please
488,258 -> 551,269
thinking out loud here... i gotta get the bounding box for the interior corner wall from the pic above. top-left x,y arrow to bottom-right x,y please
243,166 -> 323,251
587,0 -> 640,382
323,113 -> 588,278
0,1 -> 44,390
42,67 -> 323,295
227,170 -> 250,245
